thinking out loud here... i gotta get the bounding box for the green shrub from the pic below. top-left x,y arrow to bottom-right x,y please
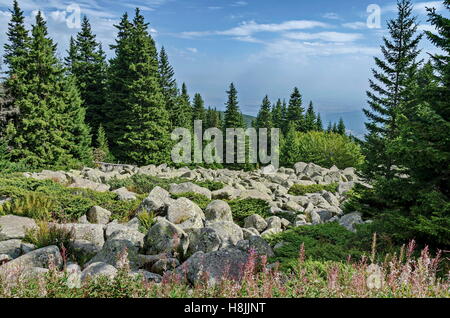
288,183 -> 338,196
0,175 -> 142,222
227,198 -> 271,226
266,223 -> 366,272
0,192 -> 55,220
24,221 -> 74,250
193,180 -> 224,191
136,211 -> 155,234
282,131 -> 365,169
171,192 -> 211,209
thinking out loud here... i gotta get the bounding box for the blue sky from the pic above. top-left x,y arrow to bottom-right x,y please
0,0 -> 446,137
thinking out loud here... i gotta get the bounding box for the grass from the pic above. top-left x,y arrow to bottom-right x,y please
288,183 -> 339,196
24,221 -> 74,250
0,240 -> 447,298
136,211 -> 156,234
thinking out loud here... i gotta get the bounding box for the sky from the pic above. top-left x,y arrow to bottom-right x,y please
0,0 -> 446,137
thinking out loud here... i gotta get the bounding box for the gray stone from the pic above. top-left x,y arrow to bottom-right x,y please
205,221 -> 243,248
0,246 -> 62,273
294,162 -> 308,174
139,186 -> 174,214
112,187 -> 137,201
66,263 -> 82,289
260,228 -> 282,237
176,248 -> 249,286
56,223 -> 104,248
0,239 -> 23,259
144,218 -> 189,258
243,214 -> 268,232
167,198 -> 205,231
87,206 -> 111,225
87,229 -> 144,269
204,200 -> 233,222
151,258 -> 180,275
0,215 -> 37,241
68,176 -> 110,192
187,228 -> 221,256
242,227 -> 260,239
81,262 -> 117,282
131,270 -> 163,283
169,182 -> 212,199
339,212 -> 364,232
322,192 -> 340,207
265,216 -> 282,230
236,236 -> 274,257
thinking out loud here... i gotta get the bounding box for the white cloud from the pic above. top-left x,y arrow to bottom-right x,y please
186,47 -> 198,53
50,10 -> 67,23
180,20 -> 329,38
284,31 -> 363,42
342,22 -> 367,30
232,1 -> 248,7
323,12 -> 340,20
208,6 -> 223,10
382,1 -> 444,14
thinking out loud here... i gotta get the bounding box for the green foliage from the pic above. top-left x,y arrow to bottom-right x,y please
288,183 -> 338,196
0,192 -> 55,220
0,175 -> 141,222
93,124 -> 113,163
107,10 -> 171,165
65,16 -> 108,135
193,180 -> 224,191
6,12 -> 92,168
362,0 -> 422,179
136,211 -> 155,234
227,198 -> 270,226
171,192 -> 211,209
286,87 -> 305,133
282,131 -> 365,169
24,221 -> 74,250
192,93 -> 206,123
267,223 -> 366,271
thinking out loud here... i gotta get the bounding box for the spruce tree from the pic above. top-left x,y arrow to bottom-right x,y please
8,12 -> 92,167
158,46 -> 178,128
2,0 -> 30,126
304,101 -> 317,131
192,93 -> 206,123
363,0 -> 422,178
105,13 -> 133,154
286,87 -> 305,132
255,95 -> 273,130
316,113 -> 323,131
272,99 -> 284,130
114,8 -> 171,165
172,83 -> 192,129
67,16 -> 108,135
206,107 -> 222,129
3,0 -> 29,76
223,83 -> 245,129
337,118 -> 346,135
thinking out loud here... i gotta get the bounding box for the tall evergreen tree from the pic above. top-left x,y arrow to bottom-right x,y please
105,12 -> 133,152
363,0 -> 422,178
113,8 -> 171,165
107,10 -> 171,164
272,99 -> 284,130
3,0 -> 29,76
337,118 -> 346,135
316,113 -> 323,131
67,16 -> 108,135
172,83 -> 192,129
255,95 -> 273,130
158,46 -> 178,128
7,12 -> 92,166
2,0 -> 30,128
205,107 -> 222,130
192,93 -> 206,123
286,87 -> 305,132
223,83 -> 245,129
304,101 -> 317,131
